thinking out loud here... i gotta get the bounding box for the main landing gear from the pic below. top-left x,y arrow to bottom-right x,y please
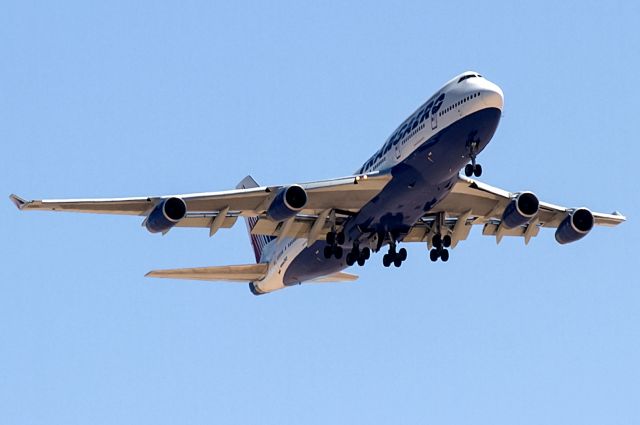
429,233 -> 451,262
323,230 -> 345,259
323,230 -> 371,267
464,140 -> 482,177
346,243 -> 371,267
383,242 -> 407,268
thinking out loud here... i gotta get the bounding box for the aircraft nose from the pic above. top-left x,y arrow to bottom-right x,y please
481,81 -> 504,111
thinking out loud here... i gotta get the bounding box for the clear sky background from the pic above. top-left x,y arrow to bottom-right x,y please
2,1 -> 639,424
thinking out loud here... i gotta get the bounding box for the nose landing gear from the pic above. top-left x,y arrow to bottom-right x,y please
464,139 -> 483,177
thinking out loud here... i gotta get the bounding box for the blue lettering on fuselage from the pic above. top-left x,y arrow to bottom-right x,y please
359,93 -> 446,174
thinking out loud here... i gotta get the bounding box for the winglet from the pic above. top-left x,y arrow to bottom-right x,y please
9,194 -> 28,210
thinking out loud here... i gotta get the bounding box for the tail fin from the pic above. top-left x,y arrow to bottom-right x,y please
236,176 -> 276,263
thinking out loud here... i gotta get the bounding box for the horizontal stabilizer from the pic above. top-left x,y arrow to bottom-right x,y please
145,263 -> 268,282
311,271 -> 359,283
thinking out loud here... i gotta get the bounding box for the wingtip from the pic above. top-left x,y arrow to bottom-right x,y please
9,194 -> 27,210
612,211 -> 627,222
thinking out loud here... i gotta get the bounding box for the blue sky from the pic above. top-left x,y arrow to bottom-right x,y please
2,1 -> 639,424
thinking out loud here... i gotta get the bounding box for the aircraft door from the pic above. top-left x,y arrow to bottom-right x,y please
431,93 -> 445,130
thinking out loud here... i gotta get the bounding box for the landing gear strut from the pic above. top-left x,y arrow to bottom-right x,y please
464,140 -> 482,177
429,233 -> 451,262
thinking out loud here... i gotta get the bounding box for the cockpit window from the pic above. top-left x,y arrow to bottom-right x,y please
458,74 -> 476,83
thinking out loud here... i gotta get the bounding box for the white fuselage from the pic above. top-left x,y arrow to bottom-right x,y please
254,71 -> 504,294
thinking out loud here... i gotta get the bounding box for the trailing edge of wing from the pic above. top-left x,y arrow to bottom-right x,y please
145,263 -> 269,282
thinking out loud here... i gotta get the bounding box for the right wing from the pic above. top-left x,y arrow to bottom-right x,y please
145,263 -> 269,282
10,171 -> 392,237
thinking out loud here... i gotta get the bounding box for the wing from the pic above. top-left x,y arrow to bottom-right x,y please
10,171 -> 392,236
403,176 -> 626,247
145,263 -> 269,282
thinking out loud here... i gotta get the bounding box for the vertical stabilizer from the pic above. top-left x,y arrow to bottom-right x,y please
236,176 -> 275,263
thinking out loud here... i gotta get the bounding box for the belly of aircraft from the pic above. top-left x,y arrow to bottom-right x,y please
283,107 -> 502,285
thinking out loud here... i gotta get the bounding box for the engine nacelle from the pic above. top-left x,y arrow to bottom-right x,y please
267,185 -> 308,221
555,208 -> 594,244
501,191 -> 540,229
145,197 -> 187,234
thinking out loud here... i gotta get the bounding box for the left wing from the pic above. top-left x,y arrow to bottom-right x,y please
403,176 -> 626,247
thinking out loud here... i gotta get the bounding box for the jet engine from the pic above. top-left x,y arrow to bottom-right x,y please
267,185 -> 308,221
555,208 -> 594,244
145,197 -> 187,234
501,192 -> 540,228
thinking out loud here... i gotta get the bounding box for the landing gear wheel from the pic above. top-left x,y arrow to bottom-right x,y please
473,164 -> 482,177
464,163 -> 474,177
393,257 -> 403,267
383,254 -> 391,267
323,245 -> 332,259
442,235 -> 452,248
429,249 -> 439,262
440,249 -> 449,262
336,231 -> 345,245
333,246 -> 343,259
346,252 -> 355,266
398,248 -> 407,261
361,247 -> 371,260
326,231 -> 335,245
357,257 -> 366,267
432,234 -> 442,249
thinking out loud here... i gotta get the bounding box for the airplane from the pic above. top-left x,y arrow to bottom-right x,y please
10,71 -> 626,295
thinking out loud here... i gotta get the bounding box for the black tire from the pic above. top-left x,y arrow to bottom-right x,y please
465,163 -> 474,177
398,247 -> 407,261
443,235 -> 452,248
346,252 -> 355,266
383,254 -> 391,267
361,247 -> 371,260
357,257 -> 366,267
334,246 -> 343,259
432,234 -> 442,248
326,231 -> 335,245
429,249 -> 439,262
336,231 -> 345,245
323,245 -> 332,259
473,164 -> 482,177
440,249 -> 449,262
394,258 -> 402,267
